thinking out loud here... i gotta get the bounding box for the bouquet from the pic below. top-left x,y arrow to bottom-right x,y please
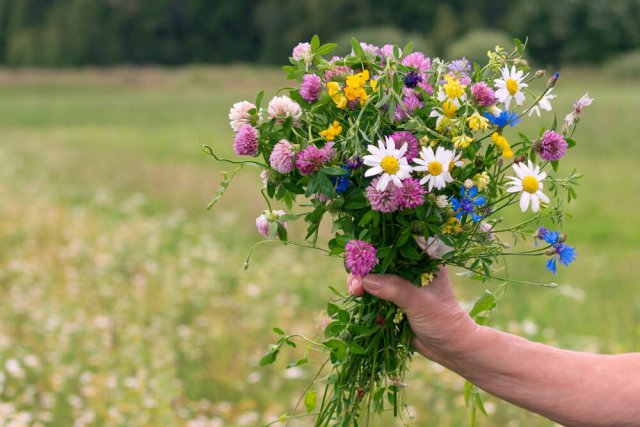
206,36 -> 590,425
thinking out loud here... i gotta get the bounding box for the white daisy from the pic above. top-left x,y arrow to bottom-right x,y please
528,88 -> 556,117
413,146 -> 454,191
494,65 -> 529,110
505,160 -> 550,213
363,136 -> 413,190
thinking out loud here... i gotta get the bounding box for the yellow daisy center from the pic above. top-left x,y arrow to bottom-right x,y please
522,176 -> 539,193
428,161 -> 443,176
506,78 -> 519,96
381,155 -> 400,174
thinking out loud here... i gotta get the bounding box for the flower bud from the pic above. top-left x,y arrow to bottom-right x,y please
463,179 -> 474,189
435,195 -> 449,208
419,136 -> 430,147
534,69 -> 547,78
514,155 -> 526,163
547,72 -> 560,88
558,233 -> 568,243
513,58 -> 529,67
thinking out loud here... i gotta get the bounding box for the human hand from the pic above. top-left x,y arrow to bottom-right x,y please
347,268 -> 478,361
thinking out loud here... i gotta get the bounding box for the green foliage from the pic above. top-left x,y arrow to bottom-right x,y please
0,0 -> 638,66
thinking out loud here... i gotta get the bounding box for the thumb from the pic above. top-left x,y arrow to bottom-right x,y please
362,274 -> 423,312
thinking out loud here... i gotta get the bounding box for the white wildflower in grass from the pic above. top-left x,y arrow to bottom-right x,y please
528,88 -> 556,117
505,160 -> 550,212
413,146 -> 454,191
363,136 -> 413,190
494,65 -> 528,109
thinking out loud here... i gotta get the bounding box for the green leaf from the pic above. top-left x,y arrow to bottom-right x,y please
375,93 -> 391,108
469,290 -> 496,319
399,244 -> 421,260
351,37 -> 364,59
317,172 -> 334,196
273,327 -> 285,336
305,173 -> 319,197
277,223 -> 288,242
514,38 -> 524,56
321,166 -> 346,176
551,160 -> 559,172
255,90 -> 264,111
310,35 -> 320,52
358,211 -> 374,227
401,41 -> 414,57
259,345 -> 280,366
206,166 -> 243,210
287,358 -> 308,369
347,341 -> 366,354
315,43 -> 337,56
304,390 -> 317,414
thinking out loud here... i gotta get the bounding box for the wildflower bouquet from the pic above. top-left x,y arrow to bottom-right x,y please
207,36 -> 589,425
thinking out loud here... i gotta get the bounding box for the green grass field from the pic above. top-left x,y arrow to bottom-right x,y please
1,66 -> 639,426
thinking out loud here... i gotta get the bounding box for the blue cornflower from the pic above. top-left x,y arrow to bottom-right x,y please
403,71 -> 423,88
484,111 -> 521,128
450,186 -> 486,222
536,227 -> 577,273
345,155 -> 363,170
330,165 -> 351,193
546,243 -> 577,274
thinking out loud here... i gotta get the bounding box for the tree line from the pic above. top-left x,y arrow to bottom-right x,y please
0,0 -> 638,67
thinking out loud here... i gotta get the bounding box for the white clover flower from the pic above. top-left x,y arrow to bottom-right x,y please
267,96 -> 302,124
363,136 -> 413,190
435,195 -> 449,208
494,65 -> 528,109
228,101 -> 258,132
413,146 -> 454,191
505,160 -> 550,212
292,42 -> 313,65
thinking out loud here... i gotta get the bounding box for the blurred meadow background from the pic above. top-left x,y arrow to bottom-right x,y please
1,0 -> 640,426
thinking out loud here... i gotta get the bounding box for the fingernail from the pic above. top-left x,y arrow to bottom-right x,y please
363,276 -> 380,291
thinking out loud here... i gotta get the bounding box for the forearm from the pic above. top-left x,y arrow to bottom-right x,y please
430,325 -> 640,426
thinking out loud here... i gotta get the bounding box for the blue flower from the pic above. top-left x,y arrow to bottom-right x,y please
330,165 -> 351,193
450,186 -> 486,222
537,227 -> 577,274
403,71 -> 423,88
546,244 -> 577,274
484,111 -> 521,127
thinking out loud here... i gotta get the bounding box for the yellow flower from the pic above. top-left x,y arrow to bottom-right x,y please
473,171 -> 491,191
442,217 -> 463,234
452,134 -> 473,149
320,121 -> 343,140
442,100 -> 458,118
393,308 -> 404,324
327,81 -> 347,109
327,81 -> 341,97
419,136 -> 430,147
369,79 -> 378,90
467,112 -> 489,131
420,272 -> 435,287
491,132 -> 513,158
443,75 -> 466,100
